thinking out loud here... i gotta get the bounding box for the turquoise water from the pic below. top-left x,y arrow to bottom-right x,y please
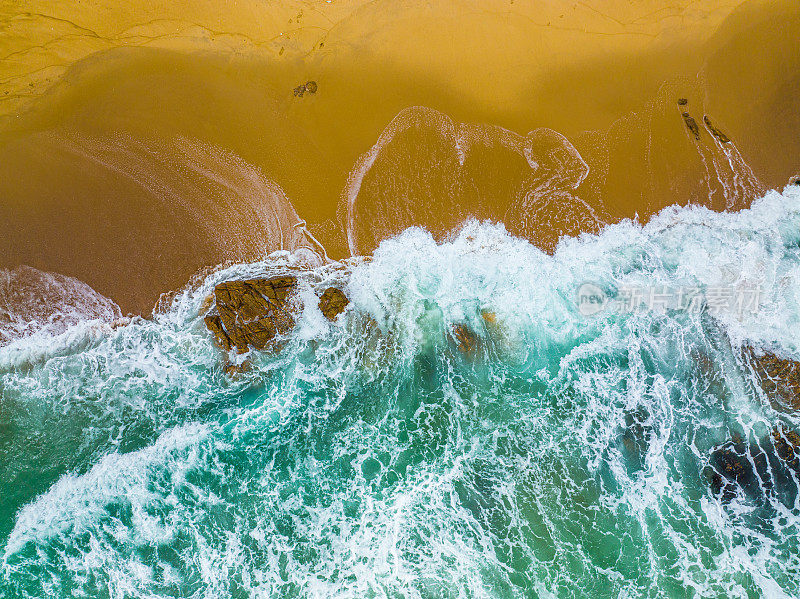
2,188 -> 800,598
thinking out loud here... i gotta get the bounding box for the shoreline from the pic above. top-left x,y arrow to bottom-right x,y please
0,1 -> 798,314
2,181 -> 799,351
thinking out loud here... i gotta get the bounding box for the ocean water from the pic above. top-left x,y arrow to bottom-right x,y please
2,187 -> 800,598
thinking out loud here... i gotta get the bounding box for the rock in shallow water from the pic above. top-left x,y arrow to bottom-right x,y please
205,276 -> 298,353
450,324 -> 478,355
705,427 -> 800,505
204,276 -> 350,354
318,287 -> 349,321
772,426 -> 800,472
204,313 -> 232,351
744,346 -> 800,412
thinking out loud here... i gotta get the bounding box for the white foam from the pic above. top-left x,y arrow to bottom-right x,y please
3,185 -> 800,596
3,423 -> 208,560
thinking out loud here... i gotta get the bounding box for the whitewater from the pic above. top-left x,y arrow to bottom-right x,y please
2,185 -> 800,598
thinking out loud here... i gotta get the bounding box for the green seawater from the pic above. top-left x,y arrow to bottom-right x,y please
2,189 -> 800,598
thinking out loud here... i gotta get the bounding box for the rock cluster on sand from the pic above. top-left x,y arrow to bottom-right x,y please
293,80 -> 318,97
204,276 -> 349,354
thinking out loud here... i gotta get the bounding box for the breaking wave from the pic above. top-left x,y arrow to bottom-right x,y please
2,186 -> 800,597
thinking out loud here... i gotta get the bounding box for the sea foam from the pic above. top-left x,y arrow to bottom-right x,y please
2,186 -> 800,598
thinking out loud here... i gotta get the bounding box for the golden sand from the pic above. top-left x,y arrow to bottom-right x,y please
0,0 -> 798,313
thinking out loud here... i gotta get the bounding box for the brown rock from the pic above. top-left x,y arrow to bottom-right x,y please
318,287 -> 349,321
451,324 -> 478,354
703,115 -> 731,143
681,112 -> 701,140
224,361 -> 249,377
251,276 -> 296,304
204,314 -> 232,351
677,98 -> 688,106
772,426 -> 800,471
305,80 -> 318,94
206,276 -> 297,352
744,346 -> 800,412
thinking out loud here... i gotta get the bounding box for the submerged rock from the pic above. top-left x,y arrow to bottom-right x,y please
705,436 -> 771,502
619,408 -> 652,471
318,287 -> 349,321
205,276 -> 298,353
450,323 -> 478,355
772,425 -> 800,472
223,361 -> 249,377
706,427 -> 800,505
744,346 -> 800,412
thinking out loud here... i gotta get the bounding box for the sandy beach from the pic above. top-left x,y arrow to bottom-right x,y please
1,0 -> 798,312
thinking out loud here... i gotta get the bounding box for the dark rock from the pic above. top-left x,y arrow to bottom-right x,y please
205,276 -> 297,353
318,287 -> 348,321
705,436 -> 771,502
294,81 -> 317,97
620,408 -> 651,471
677,98 -> 688,105
744,346 -> 800,412
681,112 -> 701,140
703,115 -> 731,143
706,428 -> 800,505
772,425 -> 800,472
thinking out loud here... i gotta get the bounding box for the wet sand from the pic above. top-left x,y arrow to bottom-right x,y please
1,0 -> 798,313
